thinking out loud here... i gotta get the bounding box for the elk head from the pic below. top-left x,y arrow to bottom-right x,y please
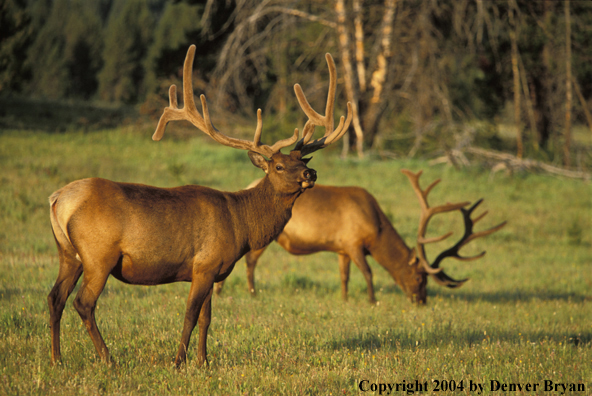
153,45 -> 352,195
400,169 -> 507,303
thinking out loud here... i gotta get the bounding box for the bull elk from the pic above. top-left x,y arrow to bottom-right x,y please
215,170 -> 506,304
47,45 -> 352,366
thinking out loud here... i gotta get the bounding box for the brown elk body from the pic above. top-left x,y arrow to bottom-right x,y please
216,171 -> 506,304
47,45 -> 352,366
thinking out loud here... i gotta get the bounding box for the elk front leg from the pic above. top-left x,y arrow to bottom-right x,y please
349,250 -> 376,304
245,246 -> 267,295
175,276 -> 215,367
337,254 -> 351,302
47,253 -> 83,364
196,291 -> 212,366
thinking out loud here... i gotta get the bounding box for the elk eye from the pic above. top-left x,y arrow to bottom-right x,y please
275,165 -> 284,171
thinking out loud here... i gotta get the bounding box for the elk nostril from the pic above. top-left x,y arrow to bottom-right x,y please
303,169 -> 317,181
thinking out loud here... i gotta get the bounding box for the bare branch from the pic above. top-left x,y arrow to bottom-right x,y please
266,6 -> 337,28
464,147 -> 591,180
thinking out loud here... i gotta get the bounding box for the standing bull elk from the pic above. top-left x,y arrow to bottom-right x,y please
47,45 -> 352,366
215,170 -> 506,304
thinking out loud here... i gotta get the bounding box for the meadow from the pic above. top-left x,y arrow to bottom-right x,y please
0,124 -> 590,395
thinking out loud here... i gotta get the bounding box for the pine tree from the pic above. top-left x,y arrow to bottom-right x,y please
0,0 -> 33,92
26,0 -> 102,99
97,0 -> 154,103
143,1 -> 204,97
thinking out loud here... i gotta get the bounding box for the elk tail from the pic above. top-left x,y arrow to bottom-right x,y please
49,189 -> 79,260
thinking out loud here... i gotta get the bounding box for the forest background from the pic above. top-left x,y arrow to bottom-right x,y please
1,0 -> 591,171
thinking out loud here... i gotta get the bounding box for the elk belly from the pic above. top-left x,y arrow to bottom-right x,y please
110,254 -> 193,285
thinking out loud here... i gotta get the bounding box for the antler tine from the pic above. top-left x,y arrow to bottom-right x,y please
153,45 -> 204,142
429,199 -> 507,287
300,121 -> 316,146
401,169 -> 469,273
293,53 -> 353,156
153,45 -> 299,158
431,271 -> 469,288
268,124 -> 300,154
235,107 -> 299,155
453,200 -> 508,249
402,170 -> 458,274
432,204 -> 506,268
401,169 -> 469,214
402,169 -> 507,287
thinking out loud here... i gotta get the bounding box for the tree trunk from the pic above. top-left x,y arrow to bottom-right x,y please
518,55 -> 539,151
509,2 -> 523,158
353,0 -> 366,93
564,0 -> 572,167
533,0 -> 553,150
572,76 -> 592,134
361,0 -> 397,149
335,0 -> 364,158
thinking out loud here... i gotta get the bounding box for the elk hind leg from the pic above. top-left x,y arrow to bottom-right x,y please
72,261 -> 114,363
213,280 -> 224,295
48,249 -> 83,364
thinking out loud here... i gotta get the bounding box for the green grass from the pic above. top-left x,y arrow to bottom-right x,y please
0,126 -> 590,395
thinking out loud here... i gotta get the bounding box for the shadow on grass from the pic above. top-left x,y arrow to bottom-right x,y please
357,283 -> 590,304
431,289 -> 592,304
325,329 -> 592,352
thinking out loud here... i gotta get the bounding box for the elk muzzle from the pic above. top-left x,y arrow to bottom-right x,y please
300,168 -> 317,189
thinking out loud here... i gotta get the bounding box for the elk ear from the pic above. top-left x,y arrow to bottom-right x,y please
301,156 -> 312,165
248,151 -> 270,173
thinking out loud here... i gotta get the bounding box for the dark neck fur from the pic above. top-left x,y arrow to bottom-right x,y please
234,176 -> 302,251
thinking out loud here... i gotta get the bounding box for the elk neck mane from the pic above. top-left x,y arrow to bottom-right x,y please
234,175 -> 303,251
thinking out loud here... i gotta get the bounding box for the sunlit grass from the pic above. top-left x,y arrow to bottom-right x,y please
0,127 -> 590,395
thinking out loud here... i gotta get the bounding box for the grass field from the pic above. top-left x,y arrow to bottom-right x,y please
0,125 -> 590,395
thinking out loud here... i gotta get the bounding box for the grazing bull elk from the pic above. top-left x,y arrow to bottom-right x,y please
215,170 -> 506,304
47,45 -> 352,366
